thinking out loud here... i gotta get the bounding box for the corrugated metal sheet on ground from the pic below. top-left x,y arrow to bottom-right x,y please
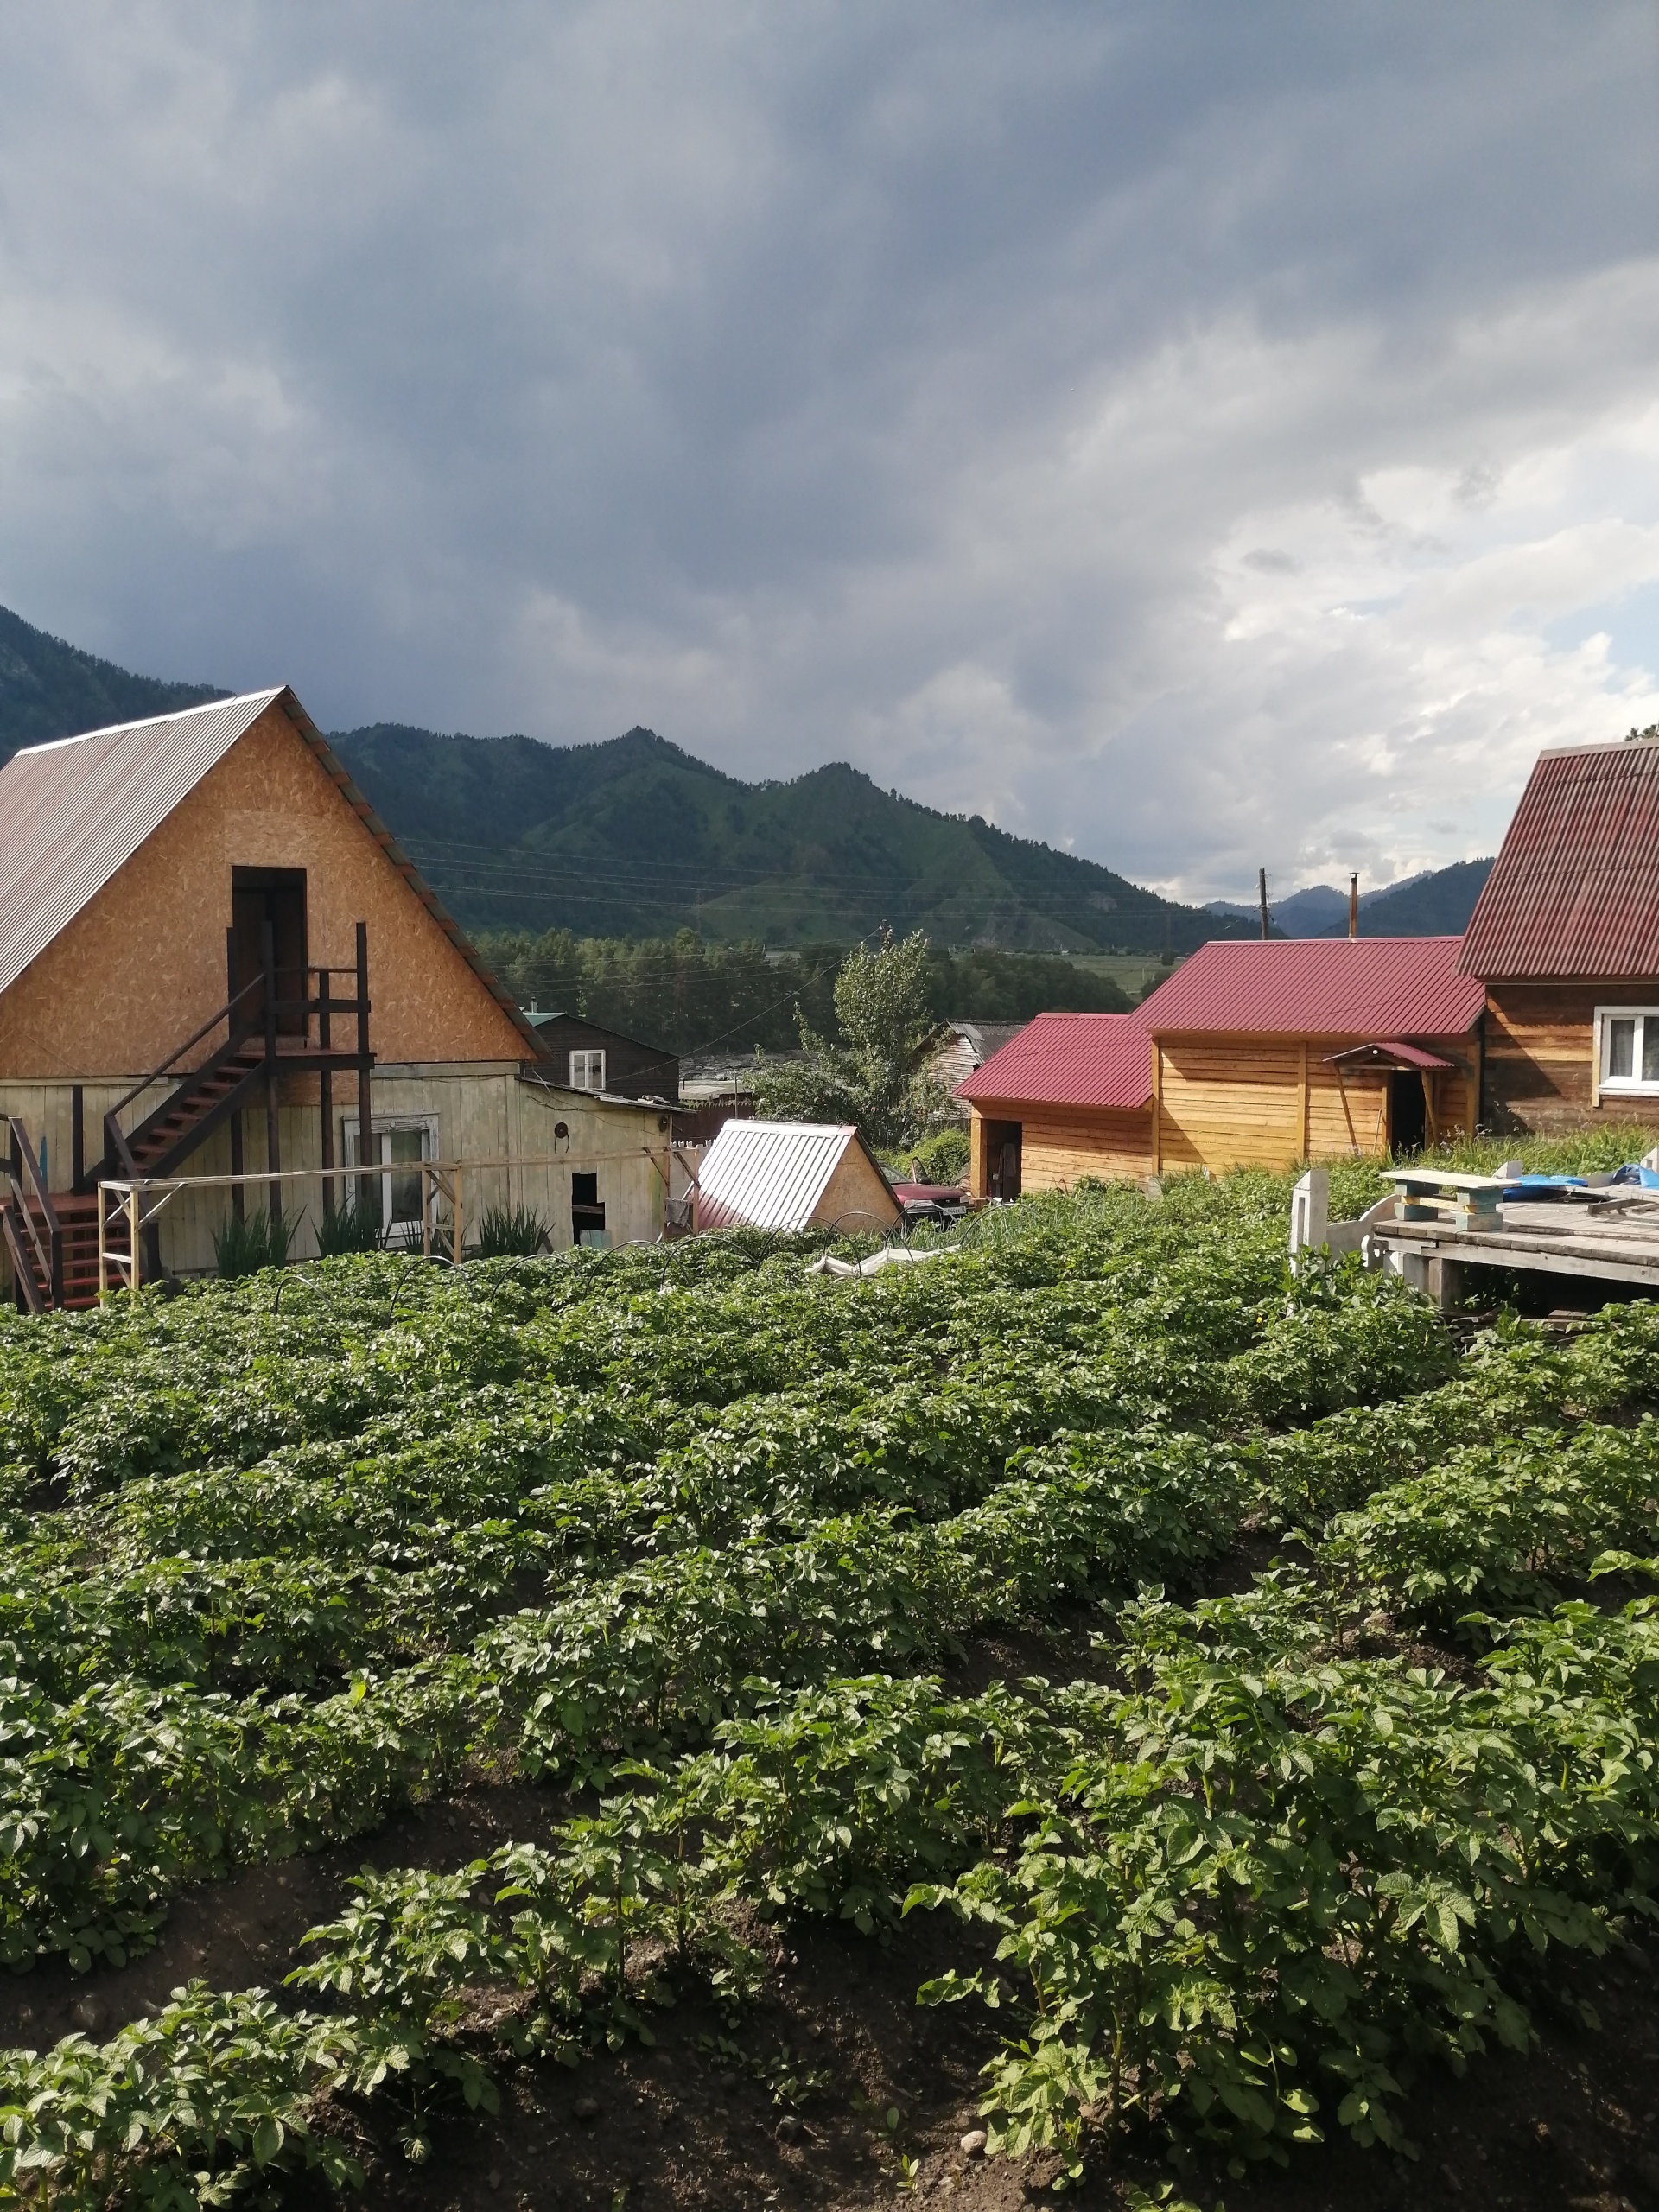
0,690 -> 281,1001
696,1118 -> 857,1230
1459,740 -> 1659,981
957,1013 -> 1154,1111
1139,937 -> 1484,1039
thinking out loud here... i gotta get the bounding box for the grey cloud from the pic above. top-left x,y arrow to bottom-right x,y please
0,2 -> 1656,899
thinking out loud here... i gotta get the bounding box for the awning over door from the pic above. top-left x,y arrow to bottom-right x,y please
1322,1039 -> 1455,1073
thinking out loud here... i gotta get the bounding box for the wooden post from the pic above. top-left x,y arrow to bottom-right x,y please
1336,1064 -> 1358,1154
128,1188 -> 140,1294
1421,1071 -> 1438,1147
1151,1045 -> 1163,1174
1297,1041 -> 1309,1159
355,923 -> 374,1221
452,1166 -> 463,1267
318,965 -> 334,1223
422,1163 -> 433,1260
262,919 -> 281,1223
229,1112 -> 245,1223
98,1192 -> 108,1301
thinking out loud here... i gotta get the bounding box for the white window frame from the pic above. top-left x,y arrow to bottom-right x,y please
569,1049 -> 606,1093
342,1114 -> 441,1231
1593,1006 -> 1659,1102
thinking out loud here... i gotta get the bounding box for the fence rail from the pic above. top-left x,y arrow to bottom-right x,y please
93,1146 -> 684,1297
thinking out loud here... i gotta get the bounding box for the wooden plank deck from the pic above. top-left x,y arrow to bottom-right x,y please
1371,1196 -> 1659,1300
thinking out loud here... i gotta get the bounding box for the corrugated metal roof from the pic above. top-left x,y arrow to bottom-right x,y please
1459,738 -> 1659,981
697,1119 -> 894,1231
0,691 -> 282,1002
957,1013 -> 1154,1111
0,685 -> 545,1056
1139,937 -> 1484,1039
1323,1039 -> 1454,1071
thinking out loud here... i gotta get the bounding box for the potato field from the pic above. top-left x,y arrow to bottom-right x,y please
1,1174 -> 1656,2212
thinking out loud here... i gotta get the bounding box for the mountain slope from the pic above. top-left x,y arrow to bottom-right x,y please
1210,861 -> 1493,939
331,721 -> 1252,952
1314,860 -> 1493,937
0,603 -> 226,765
0,600 -> 1255,954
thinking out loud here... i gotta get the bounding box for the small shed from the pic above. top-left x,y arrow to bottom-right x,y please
1459,733 -> 1659,1132
958,938 -> 1484,1195
695,1119 -> 901,1234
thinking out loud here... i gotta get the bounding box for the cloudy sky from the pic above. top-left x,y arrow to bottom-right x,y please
1,3 -> 1656,900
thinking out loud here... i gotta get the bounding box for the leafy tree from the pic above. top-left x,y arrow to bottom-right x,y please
753,931 -> 950,1147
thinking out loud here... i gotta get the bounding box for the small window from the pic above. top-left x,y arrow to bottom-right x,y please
571,1170 -> 607,1248
1597,1007 -> 1659,1096
569,1050 -> 606,1092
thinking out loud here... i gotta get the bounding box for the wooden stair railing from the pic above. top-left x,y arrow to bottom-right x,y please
6,1117 -> 62,1309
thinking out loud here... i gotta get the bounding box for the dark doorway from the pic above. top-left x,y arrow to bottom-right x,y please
1389,1071 -> 1427,1157
984,1119 -> 1022,1199
232,869 -> 308,1036
571,1171 -> 607,1244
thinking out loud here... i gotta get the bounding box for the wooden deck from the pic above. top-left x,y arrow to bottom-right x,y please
1370,1193 -> 1659,1306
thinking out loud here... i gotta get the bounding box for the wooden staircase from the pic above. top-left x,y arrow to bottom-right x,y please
1,1179 -> 101,1312
4,921 -> 376,1311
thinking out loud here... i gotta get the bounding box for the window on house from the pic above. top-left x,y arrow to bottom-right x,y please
1597,1008 -> 1659,1093
569,1050 -> 606,1092
343,1116 -> 440,1231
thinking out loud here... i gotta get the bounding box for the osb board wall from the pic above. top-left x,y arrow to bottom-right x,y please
1484,984 -> 1659,1133
810,1142 -> 901,1233
0,704 -> 525,1080
0,1068 -> 666,1274
1020,1107 -> 1154,1192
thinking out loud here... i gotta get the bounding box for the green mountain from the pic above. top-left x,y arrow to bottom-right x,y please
0,603 -> 226,764
1314,859 -> 1493,938
0,598 -> 1253,953
330,721 -> 1253,953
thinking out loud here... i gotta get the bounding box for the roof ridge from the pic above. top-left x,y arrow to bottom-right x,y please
12,686 -> 282,758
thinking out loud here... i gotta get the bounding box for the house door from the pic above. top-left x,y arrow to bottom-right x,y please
232,868 -> 308,1035
1389,1071 -> 1427,1156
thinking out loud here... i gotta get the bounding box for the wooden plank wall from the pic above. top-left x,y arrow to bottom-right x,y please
1020,1107 -> 1154,1191
0,1066 -> 667,1278
1484,984 -> 1659,1134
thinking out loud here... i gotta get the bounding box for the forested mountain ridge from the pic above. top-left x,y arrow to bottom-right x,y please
330,720 -> 1251,952
0,603 -> 225,763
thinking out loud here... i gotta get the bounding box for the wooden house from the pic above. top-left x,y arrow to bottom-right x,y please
960,938 -> 1484,1195
522,1008 -> 679,1103
0,689 -> 669,1306
1459,734 -> 1659,1133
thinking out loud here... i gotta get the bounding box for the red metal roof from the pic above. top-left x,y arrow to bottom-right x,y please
1323,1039 -> 1454,1071
1459,739 -> 1659,981
957,1013 -> 1154,1112
1139,936 -> 1483,1039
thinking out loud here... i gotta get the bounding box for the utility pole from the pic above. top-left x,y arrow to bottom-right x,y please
1257,868 -> 1271,941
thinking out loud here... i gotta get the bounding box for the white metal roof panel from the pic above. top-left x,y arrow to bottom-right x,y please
0,689 -> 282,1001
696,1118 -> 859,1231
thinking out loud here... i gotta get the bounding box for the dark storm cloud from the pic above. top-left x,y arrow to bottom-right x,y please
1,2 -> 1656,896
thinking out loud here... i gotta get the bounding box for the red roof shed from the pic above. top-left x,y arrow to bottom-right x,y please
1138,936 -> 1484,1039
957,1011 -> 1153,1111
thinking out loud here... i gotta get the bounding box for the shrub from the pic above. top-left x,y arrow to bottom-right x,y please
315,1200 -> 386,1257
473,1205 -> 551,1258
213,1208 -> 299,1278
907,1128 -> 969,1185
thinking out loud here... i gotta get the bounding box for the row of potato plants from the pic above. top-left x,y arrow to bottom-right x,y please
3,1179 -> 1659,2205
